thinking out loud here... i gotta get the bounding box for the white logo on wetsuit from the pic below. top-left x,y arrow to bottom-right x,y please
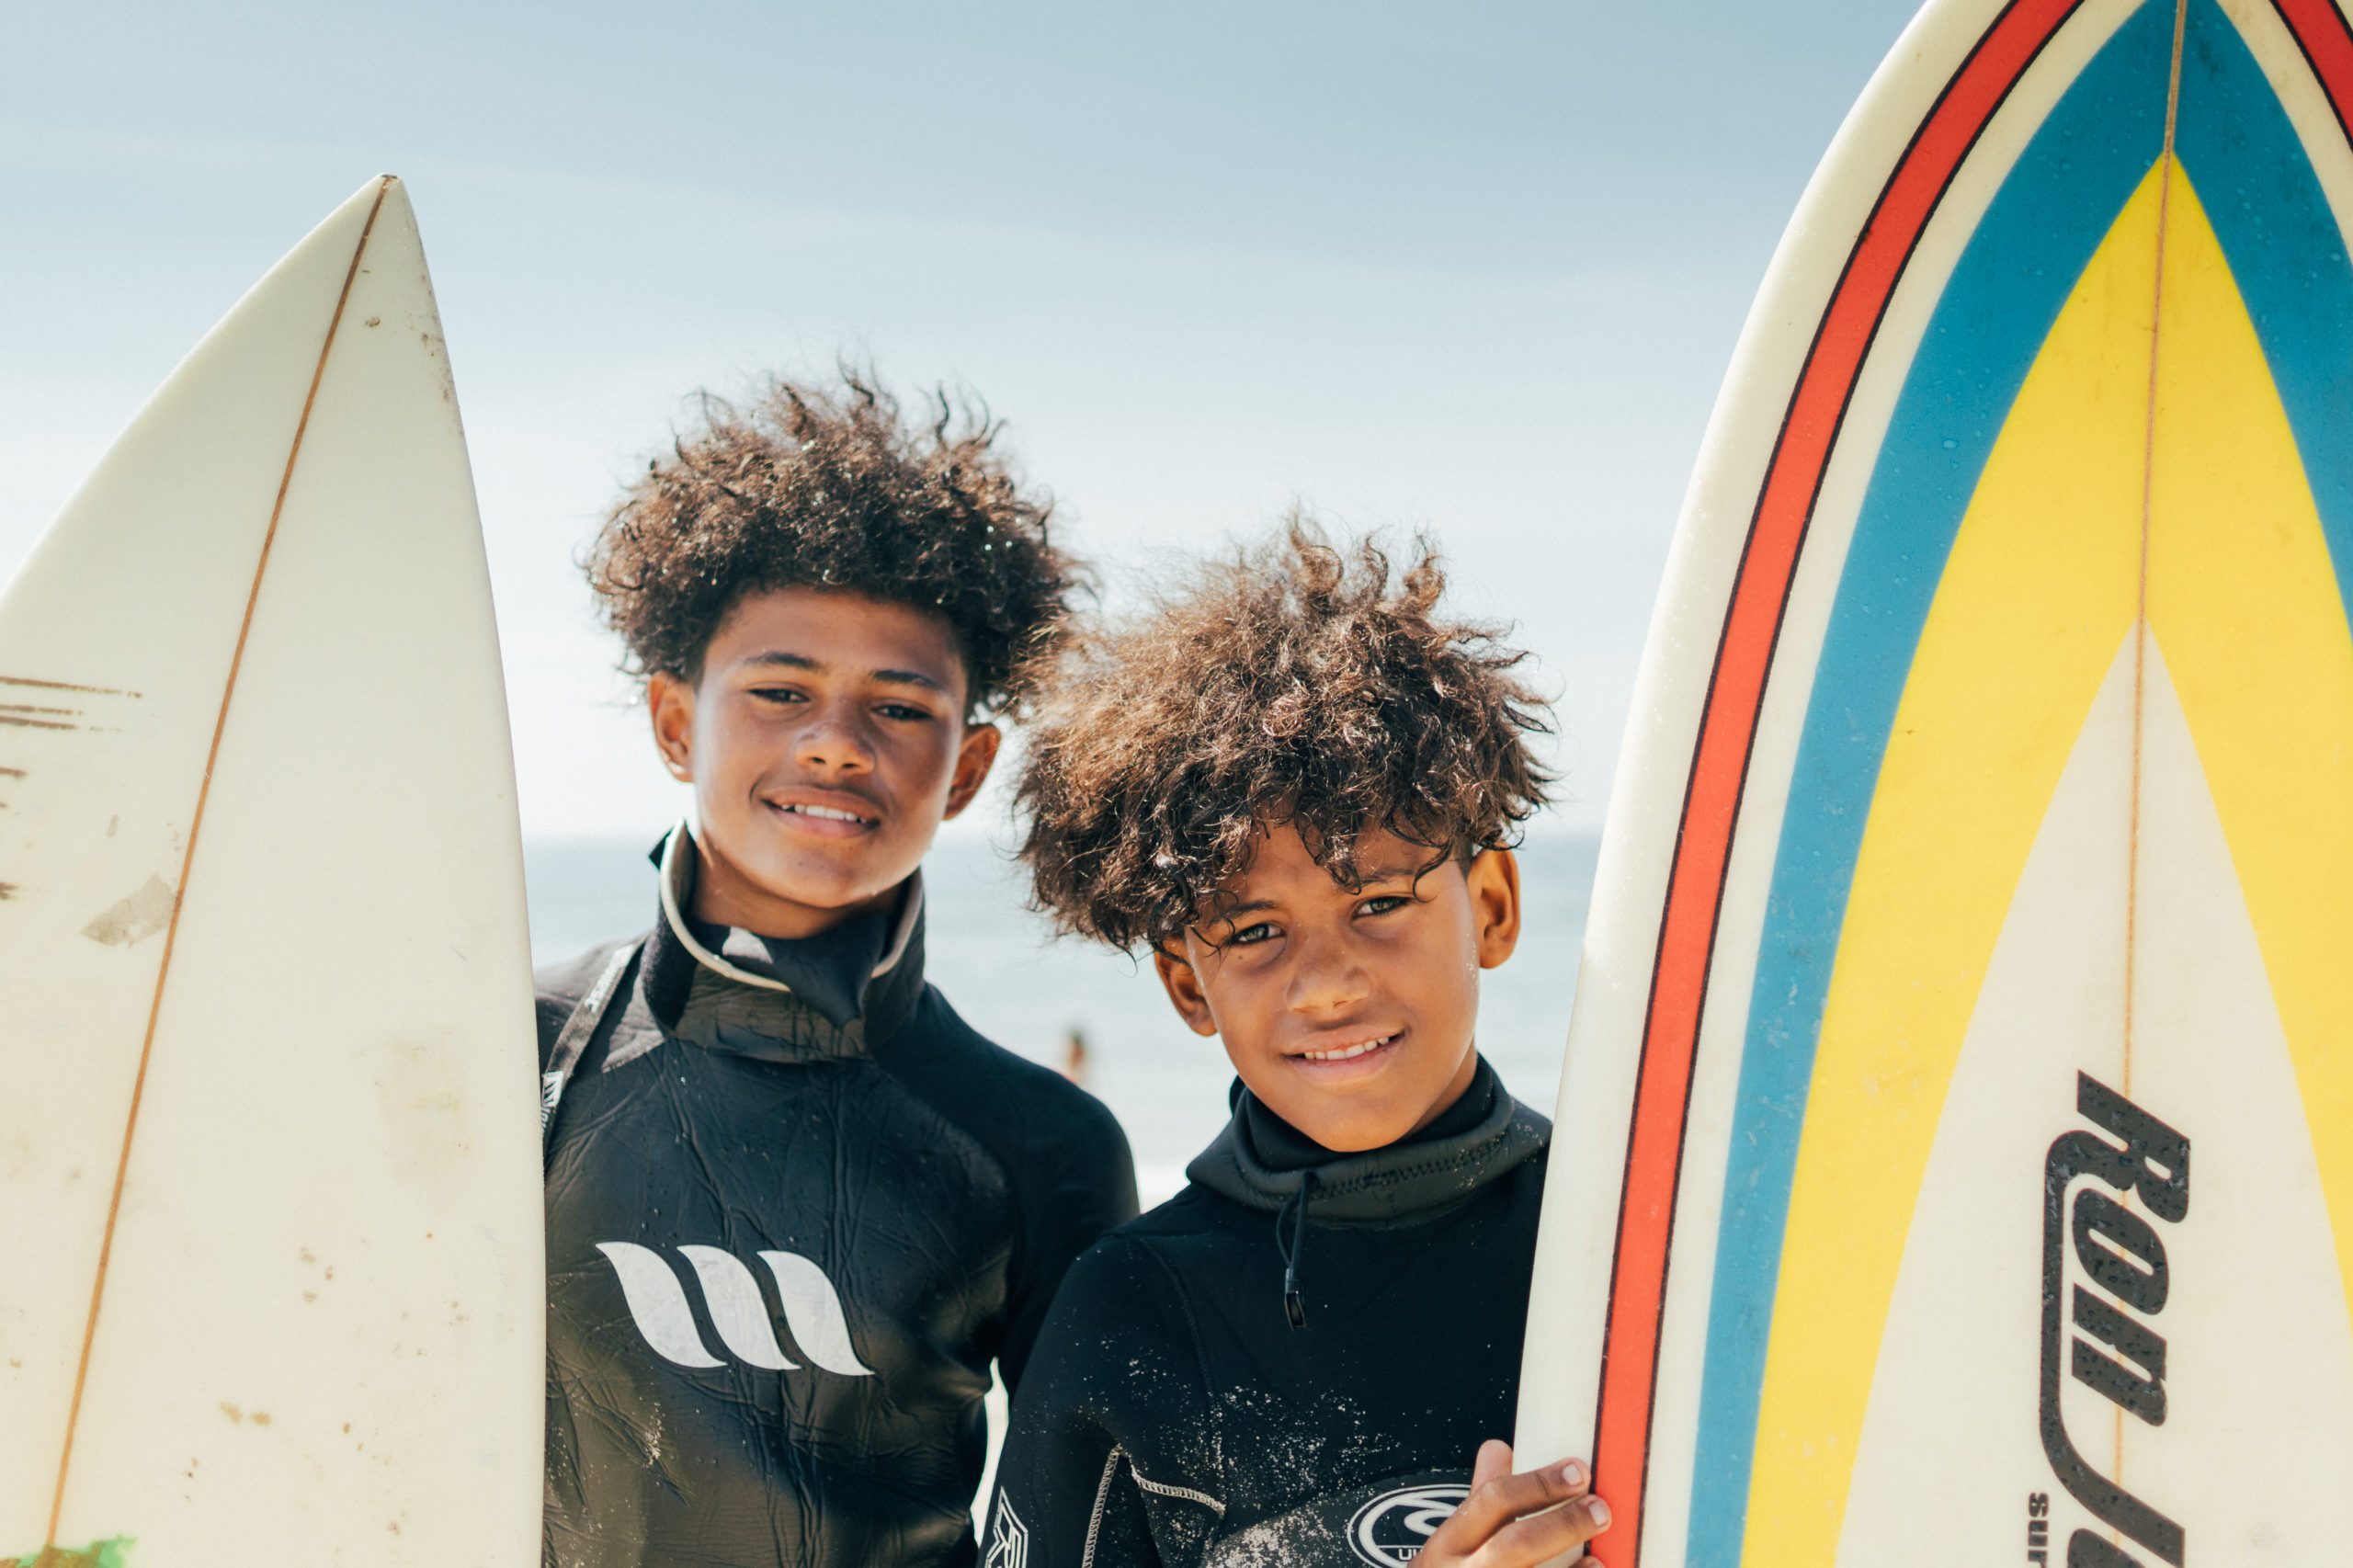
595,1241 -> 875,1376
983,1497 -> 1029,1568
1348,1483 -> 1470,1565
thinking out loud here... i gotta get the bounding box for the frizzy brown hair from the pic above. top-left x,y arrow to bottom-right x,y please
1015,517 -> 1554,951
585,369 -> 1077,715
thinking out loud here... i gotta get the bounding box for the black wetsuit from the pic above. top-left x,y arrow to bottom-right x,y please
984,1060 -> 1548,1568
540,832 -> 1138,1568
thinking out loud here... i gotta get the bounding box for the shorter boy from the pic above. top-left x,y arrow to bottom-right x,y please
986,522 -> 1607,1567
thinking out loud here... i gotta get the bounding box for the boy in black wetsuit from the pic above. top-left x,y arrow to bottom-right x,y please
986,521 -> 1609,1568
539,375 -> 1139,1567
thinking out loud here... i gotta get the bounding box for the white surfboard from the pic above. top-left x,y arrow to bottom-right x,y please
0,177 -> 541,1565
1517,2 -> 2353,1565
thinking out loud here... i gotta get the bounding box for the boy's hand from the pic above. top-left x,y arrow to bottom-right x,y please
1416,1439 -> 1608,1568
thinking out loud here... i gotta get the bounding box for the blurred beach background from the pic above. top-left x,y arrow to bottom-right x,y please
7,3 -> 1925,1141
6,2 -> 1922,885
9,9 -> 1920,1201
526,826 -> 1596,1202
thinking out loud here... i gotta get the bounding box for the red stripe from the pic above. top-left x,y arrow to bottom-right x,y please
2273,0 -> 2353,146
1586,4 -> 2084,1562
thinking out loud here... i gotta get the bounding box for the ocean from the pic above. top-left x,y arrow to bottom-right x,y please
524,829 -> 1597,1200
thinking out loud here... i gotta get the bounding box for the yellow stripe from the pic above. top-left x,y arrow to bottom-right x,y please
1737,168 -> 2163,1568
2143,171 -> 2353,1319
1742,158 -> 2353,1564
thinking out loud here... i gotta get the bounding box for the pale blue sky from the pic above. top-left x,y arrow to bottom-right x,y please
2,1 -> 1918,835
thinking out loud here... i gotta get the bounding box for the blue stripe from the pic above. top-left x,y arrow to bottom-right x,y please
1682,6 -> 2174,1563
2174,2 -> 2353,613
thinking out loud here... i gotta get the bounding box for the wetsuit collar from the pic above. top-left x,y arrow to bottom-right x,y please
642,823 -> 927,1059
654,823 -> 923,993
1183,1056 -> 1547,1224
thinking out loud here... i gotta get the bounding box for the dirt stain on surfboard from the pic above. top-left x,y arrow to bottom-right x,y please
372,1036 -> 475,1196
0,710 -> 79,732
80,876 -> 174,947
0,674 -> 141,699
0,675 -> 141,733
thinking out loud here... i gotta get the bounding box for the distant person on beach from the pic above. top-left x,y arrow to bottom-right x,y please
986,520 -> 1608,1567
536,371 -> 1137,1568
1061,1026 -> 1089,1085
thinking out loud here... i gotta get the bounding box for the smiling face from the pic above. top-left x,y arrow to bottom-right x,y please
648,586 -> 1000,938
1154,823 -> 1521,1153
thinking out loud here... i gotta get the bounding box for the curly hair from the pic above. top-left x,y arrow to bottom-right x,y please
586,370 -> 1077,715
1015,517 -> 1555,951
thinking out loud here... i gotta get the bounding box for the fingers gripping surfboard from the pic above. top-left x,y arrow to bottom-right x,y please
0,179 -> 541,1562
1516,3 -> 2353,1565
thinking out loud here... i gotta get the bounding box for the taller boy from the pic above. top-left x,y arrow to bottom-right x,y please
539,375 -> 1137,1567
